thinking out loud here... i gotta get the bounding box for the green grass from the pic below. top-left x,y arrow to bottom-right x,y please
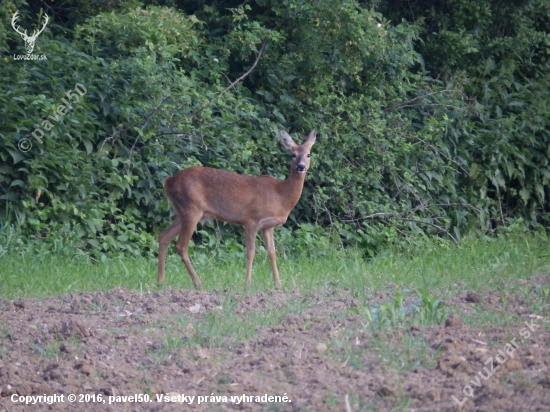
0,230 -> 549,300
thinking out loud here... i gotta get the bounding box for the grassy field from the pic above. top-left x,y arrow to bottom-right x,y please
1,229 -> 550,410
3,228 -> 549,356
1,228 -> 549,303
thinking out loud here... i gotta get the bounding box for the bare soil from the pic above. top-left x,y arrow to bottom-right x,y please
1,277 -> 549,411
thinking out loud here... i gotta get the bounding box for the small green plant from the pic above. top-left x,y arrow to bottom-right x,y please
216,372 -> 232,385
534,285 -> 549,303
151,332 -> 186,365
366,289 -> 446,330
31,340 -> 61,359
532,285 -> 550,312
500,293 -> 508,306
371,291 -> 407,327
1,322 -> 14,342
412,288 -> 447,325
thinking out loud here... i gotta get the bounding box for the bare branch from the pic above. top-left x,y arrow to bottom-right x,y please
396,217 -> 457,243
127,95 -> 170,165
411,202 -> 482,213
339,212 -> 458,243
339,212 -> 395,222
190,41 -> 267,118
387,89 -> 466,111
406,134 -> 470,175
393,103 -> 468,111
37,0 -> 55,17
141,96 -> 170,131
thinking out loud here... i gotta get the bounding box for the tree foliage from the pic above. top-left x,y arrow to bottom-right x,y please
0,0 -> 549,257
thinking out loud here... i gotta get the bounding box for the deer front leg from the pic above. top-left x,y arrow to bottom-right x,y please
244,224 -> 258,288
262,227 -> 281,290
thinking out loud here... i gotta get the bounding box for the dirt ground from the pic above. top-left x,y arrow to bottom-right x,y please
0,276 -> 549,411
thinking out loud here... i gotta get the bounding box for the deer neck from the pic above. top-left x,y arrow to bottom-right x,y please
280,167 -> 306,209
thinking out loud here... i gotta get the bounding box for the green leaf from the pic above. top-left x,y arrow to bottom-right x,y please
469,163 -> 481,179
83,139 -> 93,155
10,180 -> 25,187
8,149 -> 25,164
535,183 -> 545,202
519,188 -> 531,204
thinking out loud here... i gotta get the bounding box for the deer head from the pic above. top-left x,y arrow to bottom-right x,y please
11,11 -> 49,54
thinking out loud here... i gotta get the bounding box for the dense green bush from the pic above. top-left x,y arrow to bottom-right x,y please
0,0 -> 548,259
379,0 -> 550,227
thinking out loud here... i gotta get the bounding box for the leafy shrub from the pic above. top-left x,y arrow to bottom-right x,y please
0,0 -> 548,259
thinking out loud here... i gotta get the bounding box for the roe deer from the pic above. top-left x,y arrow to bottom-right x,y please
158,129 -> 317,289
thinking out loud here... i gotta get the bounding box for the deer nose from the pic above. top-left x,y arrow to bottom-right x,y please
296,164 -> 306,172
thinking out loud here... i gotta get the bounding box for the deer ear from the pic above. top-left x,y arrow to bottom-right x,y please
304,129 -> 317,147
279,131 -> 296,150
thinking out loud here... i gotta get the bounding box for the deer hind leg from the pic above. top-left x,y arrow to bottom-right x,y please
244,224 -> 259,288
262,227 -> 281,290
158,215 -> 182,283
174,207 -> 203,289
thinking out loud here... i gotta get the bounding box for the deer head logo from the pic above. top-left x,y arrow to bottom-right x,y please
11,11 -> 49,55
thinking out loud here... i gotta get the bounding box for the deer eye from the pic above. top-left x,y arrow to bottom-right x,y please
292,154 -> 297,158
307,154 -> 311,158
